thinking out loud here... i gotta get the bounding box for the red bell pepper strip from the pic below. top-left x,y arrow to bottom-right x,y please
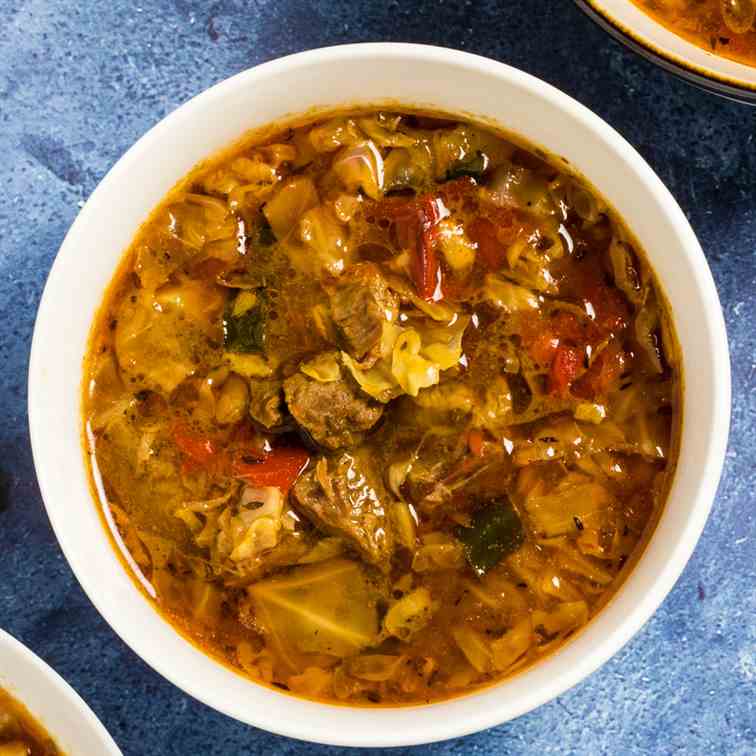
231,446 -> 310,493
174,424 -> 223,476
411,196 -> 444,302
173,424 -> 309,492
174,424 -> 218,465
377,195 -> 445,301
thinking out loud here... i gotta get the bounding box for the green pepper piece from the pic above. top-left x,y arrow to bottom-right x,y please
443,151 -> 489,182
456,498 -> 524,576
252,214 -> 276,248
223,291 -> 267,353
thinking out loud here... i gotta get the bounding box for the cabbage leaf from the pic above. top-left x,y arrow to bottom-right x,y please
342,315 -> 469,402
249,559 -> 379,658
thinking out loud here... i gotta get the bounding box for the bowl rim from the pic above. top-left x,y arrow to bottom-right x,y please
0,629 -> 122,755
575,0 -> 756,103
28,42 -> 731,747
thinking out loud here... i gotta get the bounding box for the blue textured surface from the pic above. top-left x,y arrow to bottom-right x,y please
0,1 -> 754,754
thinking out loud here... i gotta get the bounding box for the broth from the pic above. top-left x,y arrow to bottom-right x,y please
631,0 -> 756,66
83,109 -> 681,705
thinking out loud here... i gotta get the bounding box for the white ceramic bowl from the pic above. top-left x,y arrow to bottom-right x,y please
576,0 -> 756,103
0,629 -> 121,755
28,43 -> 731,746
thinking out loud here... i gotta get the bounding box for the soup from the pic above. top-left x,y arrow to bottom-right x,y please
84,109 -> 680,705
631,0 -> 756,66
0,688 -> 62,756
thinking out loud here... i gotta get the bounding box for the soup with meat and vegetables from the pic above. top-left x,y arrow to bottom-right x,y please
631,0 -> 756,66
84,109 -> 681,705
0,688 -> 62,755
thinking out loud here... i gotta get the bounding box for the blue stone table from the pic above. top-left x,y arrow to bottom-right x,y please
1,1 -> 754,754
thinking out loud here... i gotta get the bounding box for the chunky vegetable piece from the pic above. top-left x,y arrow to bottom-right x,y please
631,0 -> 756,66
84,109 -> 680,707
456,499 -> 525,576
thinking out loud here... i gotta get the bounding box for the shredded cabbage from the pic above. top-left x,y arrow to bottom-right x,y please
224,353 -> 274,378
383,587 -> 437,640
523,476 -> 613,537
308,117 -> 362,152
490,619 -> 532,671
356,113 -> 417,147
438,219 -> 477,273
333,141 -> 384,200
452,626 -> 493,673
608,236 -> 644,305
634,289 -> 664,374
484,275 -> 541,312
532,601 -> 589,636
383,143 -> 433,191
300,352 -> 341,383
347,654 -> 406,682
342,315 -> 469,402
392,330 -> 440,396
298,205 -> 352,275
263,176 -> 319,240
411,532 -> 465,572
341,352 -> 398,403
218,486 -> 284,562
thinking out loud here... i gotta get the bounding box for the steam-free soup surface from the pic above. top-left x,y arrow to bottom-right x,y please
84,110 -> 680,704
631,0 -> 756,66
0,688 -> 62,755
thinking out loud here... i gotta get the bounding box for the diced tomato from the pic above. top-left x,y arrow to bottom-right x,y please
481,206 -> 521,241
232,446 -> 310,493
174,424 -> 218,466
519,313 -> 557,366
550,311 -> 585,343
549,345 -> 582,397
467,428 -> 486,457
572,343 -> 628,399
437,176 -> 478,203
578,271 -> 630,338
519,312 -> 568,366
529,330 -> 560,366
467,217 -> 507,271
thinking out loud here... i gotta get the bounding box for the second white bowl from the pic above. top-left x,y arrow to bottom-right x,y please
577,0 -> 756,103
0,629 -> 121,755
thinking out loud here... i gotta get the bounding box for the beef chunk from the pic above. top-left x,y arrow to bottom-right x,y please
330,263 -> 397,362
292,451 -> 395,569
283,371 -> 383,450
248,378 -> 286,430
